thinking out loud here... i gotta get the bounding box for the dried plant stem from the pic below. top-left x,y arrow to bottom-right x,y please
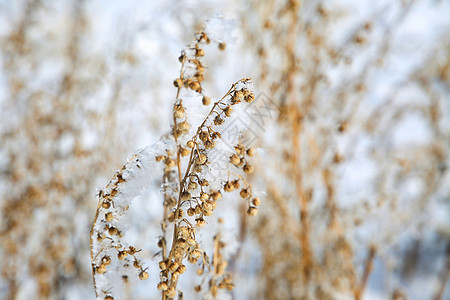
354,245 -> 376,300
433,242 -> 450,300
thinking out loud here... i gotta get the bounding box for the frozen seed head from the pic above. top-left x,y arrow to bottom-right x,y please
186,140 -> 195,148
198,153 -> 207,164
179,226 -> 190,237
178,121 -> 190,133
224,181 -> 234,192
188,182 -> 198,190
199,179 -> 209,186
214,115 -> 224,125
230,154 -> 240,166
165,158 -> 176,168
196,48 -> 205,57
173,78 -> 183,88
96,264 -> 107,274
166,286 -> 176,298
187,207 -> 195,216
105,212 -> 113,222
181,147 -> 190,156
169,262 -> 179,273
244,92 -> 255,103
101,256 -> 111,266
133,260 -> 140,268
243,164 -> 254,174
211,191 -> 222,200
204,140 -> 215,149
118,251 -> 127,260
174,109 -> 184,119
218,42 -> 226,51
105,296 -> 114,300
158,281 -> 169,291
247,207 -> 258,216
232,179 -> 240,189
224,106 -> 233,117
240,188 -> 250,198
178,53 -> 186,63
200,192 -> 209,201
252,197 -> 261,206
202,201 -> 213,212
202,96 -> 211,105
155,155 -> 165,162
246,148 -> 255,157
177,264 -> 187,274
175,209 -> 184,219
108,226 -> 118,236
196,218 -> 206,228
159,261 -> 167,270
181,191 -> 191,201
187,237 -> 196,247
139,270 -> 149,280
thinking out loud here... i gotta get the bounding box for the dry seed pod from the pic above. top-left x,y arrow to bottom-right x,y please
169,262 -> 179,273
244,93 -> 255,103
138,271 -> 149,280
224,181 -> 233,192
178,53 -> 186,63
166,287 -> 176,298
96,264 -> 107,274
232,179 -> 240,189
158,281 -> 169,291
202,96 -> 211,105
199,179 -> 209,186
188,182 -> 198,190
246,148 -> 255,157
181,147 -> 190,156
105,212 -> 113,222
252,197 -> 261,206
211,191 -> 222,200
240,188 -> 250,198
196,48 -> 205,57
224,106 -> 233,117
101,256 -> 111,266
196,218 -> 206,228
187,207 -> 195,216
200,192 -> 209,201
214,116 -> 224,125
178,121 -> 190,132
186,140 -> 195,148
174,109 -> 184,119
159,261 -> 167,270
133,260 -> 140,268
243,164 -> 254,174
247,207 -> 258,216
181,191 -> 191,201
218,42 -> 226,51
173,78 -> 183,88
198,154 -> 207,164
108,227 -> 118,236
177,264 -> 187,274
230,154 -> 240,166
118,251 -> 127,260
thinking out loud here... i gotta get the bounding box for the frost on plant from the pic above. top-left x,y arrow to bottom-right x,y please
90,19 -> 258,300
